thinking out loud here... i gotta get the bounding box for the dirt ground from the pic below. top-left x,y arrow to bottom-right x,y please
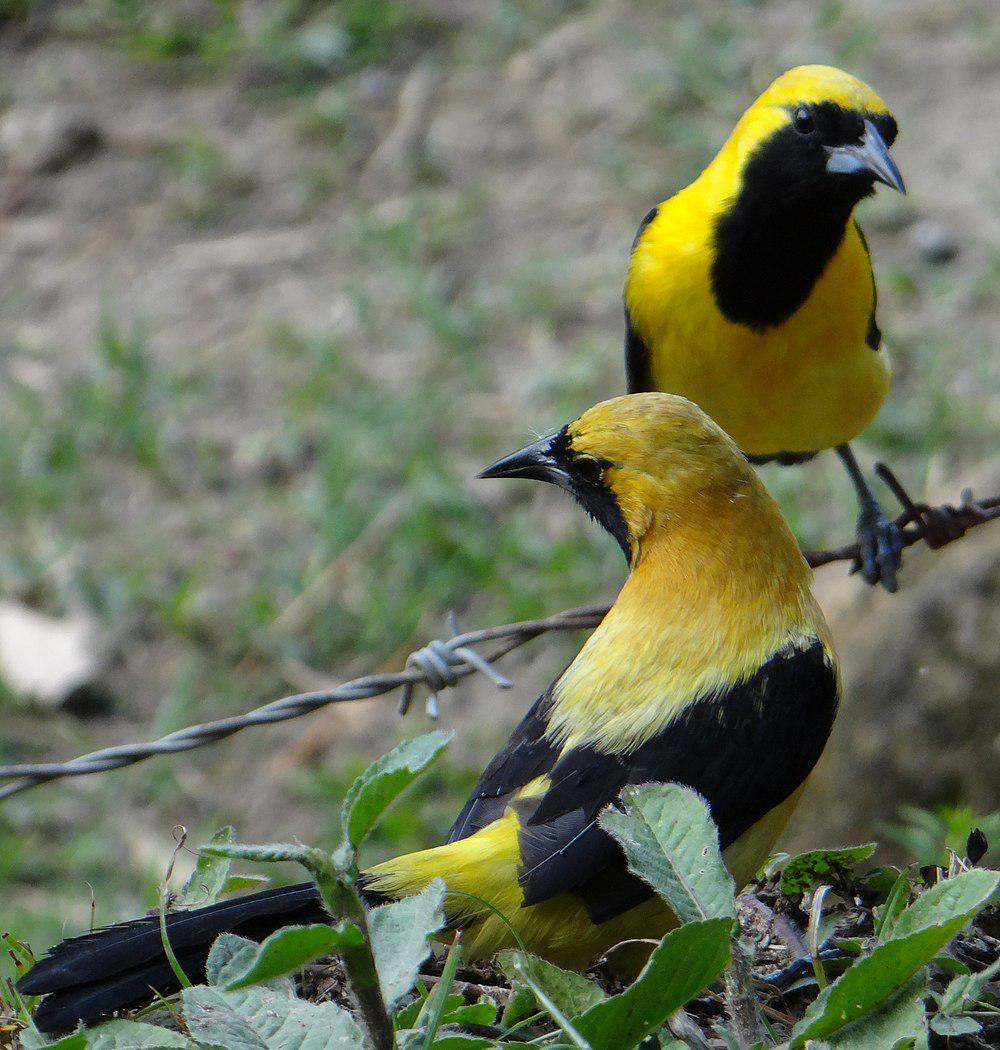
0,0 -> 998,947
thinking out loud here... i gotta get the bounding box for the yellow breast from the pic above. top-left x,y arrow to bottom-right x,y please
626,192 -> 891,456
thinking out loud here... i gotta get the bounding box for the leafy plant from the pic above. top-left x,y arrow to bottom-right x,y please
10,739 -> 1000,1049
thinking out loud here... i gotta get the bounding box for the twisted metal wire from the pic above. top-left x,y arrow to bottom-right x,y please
0,476 -> 994,804
0,603 -> 608,802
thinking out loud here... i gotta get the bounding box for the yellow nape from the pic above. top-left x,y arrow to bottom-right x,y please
546,394 -> 830,752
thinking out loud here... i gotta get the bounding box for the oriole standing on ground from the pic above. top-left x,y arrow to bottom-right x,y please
21,394 -> 840,1033
625,65 -> 906,589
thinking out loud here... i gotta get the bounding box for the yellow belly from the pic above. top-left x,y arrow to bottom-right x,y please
628,209 -> 892,456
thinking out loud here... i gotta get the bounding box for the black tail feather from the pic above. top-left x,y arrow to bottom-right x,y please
19,882 -> 329,1034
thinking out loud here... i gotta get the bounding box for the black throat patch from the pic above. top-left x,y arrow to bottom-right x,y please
550,427 -> 632,561
710,122 -> 863,330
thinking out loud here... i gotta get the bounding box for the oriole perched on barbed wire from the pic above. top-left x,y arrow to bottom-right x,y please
21,394 -> 840,1033
625,65 -> 906,590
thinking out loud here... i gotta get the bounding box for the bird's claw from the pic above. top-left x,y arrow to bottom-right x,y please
851,503 -> 903,592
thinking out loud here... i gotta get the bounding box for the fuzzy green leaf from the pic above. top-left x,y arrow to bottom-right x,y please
498,950 -> 606,1018
87,1019 -> 194,1048
938,956 -> 1000,1014
419,1038 -> 499,1049
931,1014 -> 982,1036
791,921 -> 975,1046
202,842 -> 337,883
813,972 -> 928,1048
368,880 -> 447,1008
340,732 -> 451,854
571,918 -> 732,1050
179,826 -> 235,907
182,984 -> 365,1049
874,869 -> 912,940
220,923 -> 364,990
779,844 -> 877,896
599,783 -> 735,924
440,1000 -> 498,1027
890,869 -> 1000,940
18,1031 -> 88,1050
206,934 -> 262,988
220,874 -> 271,896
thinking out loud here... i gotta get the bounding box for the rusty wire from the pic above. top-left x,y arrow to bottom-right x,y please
0,472 -> 995,804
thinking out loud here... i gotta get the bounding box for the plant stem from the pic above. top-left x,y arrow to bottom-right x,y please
724,938 -> 769,1048
320,874 -> 396,1050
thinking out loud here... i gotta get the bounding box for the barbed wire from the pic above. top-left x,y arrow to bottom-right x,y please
0,473 -> 995,804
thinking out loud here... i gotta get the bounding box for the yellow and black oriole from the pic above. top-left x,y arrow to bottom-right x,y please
625,65 -> 906,589
21,394 -> 840,1032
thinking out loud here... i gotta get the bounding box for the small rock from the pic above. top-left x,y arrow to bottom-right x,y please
909,219 -> 959,264
0,602 -> 112,714
0,105 -> 103,175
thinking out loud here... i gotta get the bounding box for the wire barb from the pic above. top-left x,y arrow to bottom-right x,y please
0,482 -> 995,804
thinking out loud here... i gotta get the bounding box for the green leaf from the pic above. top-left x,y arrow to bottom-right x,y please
931,1014 -> 982,1037
182,984 -> 365,1049
874,869 -> 911,940
599,783 -> 736,924
422,1038 -> 500,1049
779,844 -> 877,896
179,826 -> 235,907
416,935 -> 463,1048
18,1031 -> 88,1050
393,988 -> 432,1031
87,1019 -> 193,1048
571,918 -> 732,1050
206,934 -> 262,987
861,866 -> 905,904
816,972 -> 927,1048
497,951 -> 605,1019
790,918 -> 980,1046
423,1038 -> 500,1049
202,842 -> 337,884
930,953 -> 970,976
440,1000 -> 498,1027
369,880 -> 447,1008
505,956 -> 590,1049
220,923 -> 365,990
499,985 -> 536,1029
890,870 -> 1000,940
220,874 -> 271,896
340,732 -> 451,855
938,956 -> 1000,1014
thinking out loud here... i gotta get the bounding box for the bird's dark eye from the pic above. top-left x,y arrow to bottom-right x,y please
792,106 -> 814,134
574,456 -> 604,484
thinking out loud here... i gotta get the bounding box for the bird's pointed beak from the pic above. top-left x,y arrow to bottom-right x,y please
826,119 -> 905,193
477,436 -> 569,487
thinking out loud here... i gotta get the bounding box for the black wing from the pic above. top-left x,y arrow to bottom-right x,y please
446,684 -> 560,844
515,641 -> 839,923
624,206 -> 659,393
854,221 -> 882,351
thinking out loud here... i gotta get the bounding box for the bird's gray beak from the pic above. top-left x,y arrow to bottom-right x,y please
826,119 -> 905,193
478,436 -> 569,487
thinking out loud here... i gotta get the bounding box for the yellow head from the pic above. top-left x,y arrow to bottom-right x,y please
721,64 -> 903,198
479,393 -> 768,562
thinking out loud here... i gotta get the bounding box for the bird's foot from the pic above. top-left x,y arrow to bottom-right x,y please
851,501 -> 903,592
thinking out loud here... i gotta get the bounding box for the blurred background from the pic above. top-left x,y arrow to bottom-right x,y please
0,0 -> 997,963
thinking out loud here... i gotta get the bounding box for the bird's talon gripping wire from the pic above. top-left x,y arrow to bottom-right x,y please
855,500 -> 902,592
875,463 -> 984,550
